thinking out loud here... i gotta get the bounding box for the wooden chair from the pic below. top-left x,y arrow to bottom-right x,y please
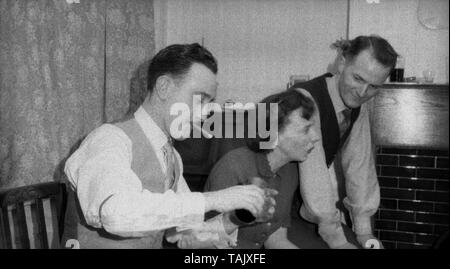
0,182 -> 66,249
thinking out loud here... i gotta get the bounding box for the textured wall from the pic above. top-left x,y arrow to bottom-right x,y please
349,0 -> 449,84
0,0 -> 155,189
159,0 -> 449,103
163,0 -> 348,103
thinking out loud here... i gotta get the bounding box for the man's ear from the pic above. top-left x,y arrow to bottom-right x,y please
337,55 -> 346,75
154,75 -> 172,101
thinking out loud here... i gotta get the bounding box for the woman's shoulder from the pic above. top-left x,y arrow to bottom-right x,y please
210,146 -> 256,176
220,146 -> 255,163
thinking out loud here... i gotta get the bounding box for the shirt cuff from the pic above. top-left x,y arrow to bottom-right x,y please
209,214 -> 238,248
318,222 -> 349,248
352,215 -> 373,236
176,192 -> 206,230
174,214 -> 238,249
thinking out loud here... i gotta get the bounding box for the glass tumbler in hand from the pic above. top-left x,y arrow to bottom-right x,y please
230,177 -> 277,226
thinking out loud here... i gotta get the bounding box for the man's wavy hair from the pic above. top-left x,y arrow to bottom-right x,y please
334,35 -> 398,69
247,89 -> 315,154
147,43 -> 217,94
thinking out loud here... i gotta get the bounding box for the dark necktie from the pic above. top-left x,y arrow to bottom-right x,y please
162,141 -> 176,190
338,109 -> 352,138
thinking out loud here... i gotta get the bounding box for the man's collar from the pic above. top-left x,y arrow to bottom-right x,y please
326,75 -> 348,114
134,106 -> 169,150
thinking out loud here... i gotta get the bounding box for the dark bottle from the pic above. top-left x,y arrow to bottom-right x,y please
390,56 -> 405,82
233,209 -> 256,224
390,68 -> 404,82
229,177 -> 266,226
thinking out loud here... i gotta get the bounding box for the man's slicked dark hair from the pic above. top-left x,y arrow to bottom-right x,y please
247,89 -> 315,153
147,43 -> 218,93
342,35 -> 398,69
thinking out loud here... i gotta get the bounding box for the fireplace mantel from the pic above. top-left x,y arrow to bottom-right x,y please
369,84 -> 449,149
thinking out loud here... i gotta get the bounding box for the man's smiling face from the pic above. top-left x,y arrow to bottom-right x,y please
338,49 -> 392,108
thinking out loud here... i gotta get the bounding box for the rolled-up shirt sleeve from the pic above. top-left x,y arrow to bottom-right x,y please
64,125 -> 205,238
340,104 -> 380,236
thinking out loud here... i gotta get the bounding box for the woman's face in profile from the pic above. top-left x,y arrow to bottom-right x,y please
277,109 -> 319,162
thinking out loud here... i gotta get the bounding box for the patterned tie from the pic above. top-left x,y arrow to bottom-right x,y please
162,141 -> 176,190
338,109 -> 352,138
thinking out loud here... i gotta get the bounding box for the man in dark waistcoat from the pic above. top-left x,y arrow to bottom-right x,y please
289,35 -> 398,248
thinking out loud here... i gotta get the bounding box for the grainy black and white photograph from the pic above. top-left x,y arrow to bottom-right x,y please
0,0 -> 448,256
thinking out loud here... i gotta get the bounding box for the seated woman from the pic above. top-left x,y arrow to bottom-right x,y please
200,89 -> 320,249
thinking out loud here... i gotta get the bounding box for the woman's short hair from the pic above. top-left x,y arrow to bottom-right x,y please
246,89 -> 315,153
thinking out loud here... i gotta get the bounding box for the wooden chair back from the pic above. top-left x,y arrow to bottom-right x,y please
0,182 -> 66,249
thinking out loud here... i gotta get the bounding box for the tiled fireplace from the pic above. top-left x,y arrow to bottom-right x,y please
370,83 -> 449,249
375,146 -> 449,249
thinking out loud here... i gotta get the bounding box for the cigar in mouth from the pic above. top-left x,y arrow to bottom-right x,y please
192,123 -> 213,139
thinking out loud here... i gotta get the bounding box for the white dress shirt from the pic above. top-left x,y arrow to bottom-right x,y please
64,106 -> 206,237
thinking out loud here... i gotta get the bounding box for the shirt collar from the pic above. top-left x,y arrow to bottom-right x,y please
134,106 -> 169,151
326,75 -> 348,114
255,152 -> 276,178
